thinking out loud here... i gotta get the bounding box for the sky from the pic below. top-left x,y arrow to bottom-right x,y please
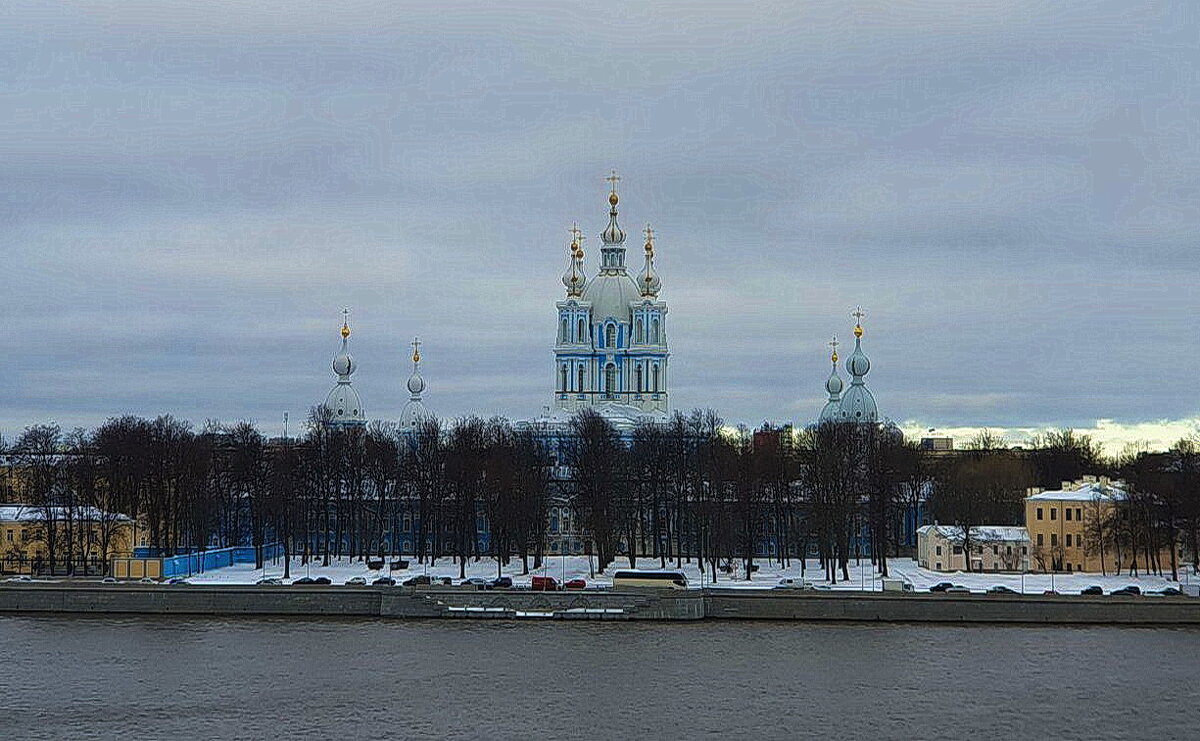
2,1 -> 1198,452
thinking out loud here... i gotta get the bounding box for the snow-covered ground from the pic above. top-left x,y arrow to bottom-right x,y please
180,554 -> 1198,595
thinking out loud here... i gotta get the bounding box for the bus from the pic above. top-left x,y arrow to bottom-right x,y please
611,570 -> 690,590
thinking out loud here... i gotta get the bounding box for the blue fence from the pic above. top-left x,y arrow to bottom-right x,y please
148,544 -> 285,578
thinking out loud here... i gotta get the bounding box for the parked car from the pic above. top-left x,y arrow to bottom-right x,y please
1042,590 -> 1060,595
344,576 -> 368,586
4,575 -> 34,583
488,576 -> 514,590
775,578 -> 815,591
167,577 -> 190,585
100,577 -> 119,584
564,578 -> 586,590
531,576 -> 559,591
292,577 -> 315,585
461,577 -> 489,588
256,577 -> 283,585
1155,586 -> 1184,596
366,559 -> 385,571
312,576 -> 332,585
1080,585 -> 1104,595
945,586 -> 971,594
372,576 -> 396,586
987,585 -> 1019,595
928,582 -> 955,593
139,577 -> 158,584
436,576 -> 454,586
402,575 -> 432,587
1111,585 -> 1141,596
390,560 -> 410,571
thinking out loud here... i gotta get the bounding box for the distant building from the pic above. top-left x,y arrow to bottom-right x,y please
322,310 -> 366,428
817,309 -> 878,424
916,524 -> 1030,572
0,504 -> 134,575
920,437 -> 954,452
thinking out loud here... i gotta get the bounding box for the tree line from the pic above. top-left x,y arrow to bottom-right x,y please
2,412 -> 1197,580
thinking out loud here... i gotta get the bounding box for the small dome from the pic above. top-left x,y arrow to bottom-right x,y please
846,339 -> 870,378
324,383 -> 365,425
333,350 -> 355,378
825,369 -> 844,395
407,369 -> 426,396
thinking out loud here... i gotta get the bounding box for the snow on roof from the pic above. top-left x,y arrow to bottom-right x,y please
0,504 -> 133,523
1025,481 -> 1126,502
917,524 -> 1029,543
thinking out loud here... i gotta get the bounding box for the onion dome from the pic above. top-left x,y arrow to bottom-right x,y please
838,307 -> 877,423
601,170 -> 626,246
818,337 -> 843,422
638,223 -> 662,298
324,310 -> 365,427
561,223 -> 587,297
400,337 -> 430,431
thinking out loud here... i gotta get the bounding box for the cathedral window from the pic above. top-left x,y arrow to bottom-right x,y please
605,324 -> 616,348
561,318 -> 568,342
560,365 -> 568,391
651,317 -> 660,344
605,363 -> 616,397
577,365 -> 585,392
635,364 -> 643,393
652,364 -> 660,392
635,318 -> 644,343
577,318 -> 586,342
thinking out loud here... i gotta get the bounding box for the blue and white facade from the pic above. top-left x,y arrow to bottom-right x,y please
554,176 -> 669,417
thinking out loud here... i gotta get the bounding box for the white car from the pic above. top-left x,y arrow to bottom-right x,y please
775,578 -> 816,590
345,576 -> 368,586
139,577 -> 158,584
4,575 -> 34,583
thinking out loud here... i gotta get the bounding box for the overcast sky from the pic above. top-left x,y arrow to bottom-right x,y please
2,1 -> 1198,451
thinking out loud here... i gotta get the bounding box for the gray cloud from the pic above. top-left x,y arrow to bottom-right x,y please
2,1 -> 1198,445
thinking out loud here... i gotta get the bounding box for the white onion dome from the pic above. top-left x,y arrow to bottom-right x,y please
400,338 -> 429,431
407,343 -> 426,396
818,341 -> 843,422
332,323 -> 355,379
838,320 -> 877,423
846,324 -> 871,377
637,224 -> 661,297
825,365 -> 844,396
601,190 -> 626,244
562,229 -> 587,298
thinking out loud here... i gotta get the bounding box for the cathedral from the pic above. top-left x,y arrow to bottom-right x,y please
553,172 -> 669,421
818,308 -> 879,424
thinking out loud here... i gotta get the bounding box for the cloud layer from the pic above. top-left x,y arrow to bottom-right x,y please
2,1 -> 1198,450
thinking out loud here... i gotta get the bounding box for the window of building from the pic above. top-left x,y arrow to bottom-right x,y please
1006,545 -> 1012,554
635,318 -> 643,343
560,365 -> 568,392
935,562 -> 942,570
1076,508 -> 1082,521
1022,546 -> 1028,555
1037,534 -> 1044,546
1066,534 -> 1072,547
992,545 -> 998,555
561,317 -> 568,342
605,324 -> 616,347
635,365 -> 643,393
604,363 -> 616,397
1051,534 -> 1058,546
952,546 -> 962,555
1037,507 -> 1043,521
1066,508 -> 1072,521
5,530 -> 11,542
1066,563 -> 1072,573
652,364 -> 660,392
936,546 -> 942,556
577,365 -> 585,392
1050,508 -> 1056,521
651,317 -> 660,343
577,318 -> 587,341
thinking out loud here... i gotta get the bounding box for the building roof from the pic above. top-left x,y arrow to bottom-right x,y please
917,524 -> 1030,543
1025,480 -> 1126,502
0,505 -> 133,523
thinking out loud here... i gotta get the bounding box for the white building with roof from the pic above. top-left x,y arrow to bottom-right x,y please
917,524 -> 1031,572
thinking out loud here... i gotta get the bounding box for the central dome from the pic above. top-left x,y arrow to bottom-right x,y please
582,272 -> 641,323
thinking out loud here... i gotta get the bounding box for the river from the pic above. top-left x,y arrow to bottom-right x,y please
1,617 -> 1195,740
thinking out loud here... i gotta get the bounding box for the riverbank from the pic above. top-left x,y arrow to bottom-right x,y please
2,583 -> 1198,624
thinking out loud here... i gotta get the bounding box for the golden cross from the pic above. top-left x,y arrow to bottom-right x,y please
605,169 -> 621,194
852,306 -> 866,326
411,337 -> 421,363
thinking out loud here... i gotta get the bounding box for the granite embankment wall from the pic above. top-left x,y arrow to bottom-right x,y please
1,585 -> 1198,624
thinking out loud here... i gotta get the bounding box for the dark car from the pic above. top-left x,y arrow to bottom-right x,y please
531,576 -> 559,591
312,576 -> 332,585
372,576 -> 396,586
1111,585 -> 1141,596
488,576 -> 514,590
402,575 -> 433,587
1156,586 -> 1183,596
987,585 -> 1019,595
564,578 -> 586,590
928,582 -> 955,593
292,577 -> 315,585
1080,585 -> 1104,596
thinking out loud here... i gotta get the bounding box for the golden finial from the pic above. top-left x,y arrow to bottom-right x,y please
852,306 -> 865,338
569,222 -> 581,253
411,337 -> 421,364
644,223 -> 655,254
340,308 -> 351,339
606,169 -> 620,206
829,336 -> 839,364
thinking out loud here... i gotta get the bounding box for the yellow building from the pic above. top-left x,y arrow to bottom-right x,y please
916,525 -> 1030,572
1,504 -> 134,576
1024,477 -> 1179,575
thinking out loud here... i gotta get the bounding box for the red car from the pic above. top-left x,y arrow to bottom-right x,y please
530,576 -> 559,591
564,578 -> 586,590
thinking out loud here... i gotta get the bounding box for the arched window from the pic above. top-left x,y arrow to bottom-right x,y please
652,364 -> 660,392
635,364 -> 643,393
577,318 -> 587,342
560,365 -> 568,391
651,318 -> 660,344
605,324 -> 616,348
561,318 -> 568,342
635,318 -> 644,343
577,365 -> 585,392
605,363 -> 616,397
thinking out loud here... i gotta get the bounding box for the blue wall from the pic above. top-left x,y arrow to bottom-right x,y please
150,544 -> 285,578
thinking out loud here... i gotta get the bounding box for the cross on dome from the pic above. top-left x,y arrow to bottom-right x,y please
828,335 -> 839,363
411,336 -> 421,364
341,307 -> 351,338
